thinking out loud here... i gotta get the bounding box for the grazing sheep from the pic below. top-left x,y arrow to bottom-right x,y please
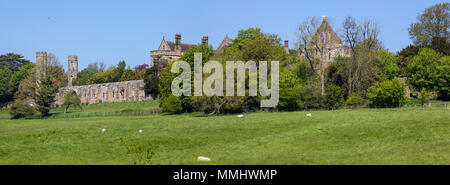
306,113 -> 312,117
236,114 -> 244,118
197,156 -> 212,162
138,129 -> 143,133
101,128 -> 106,133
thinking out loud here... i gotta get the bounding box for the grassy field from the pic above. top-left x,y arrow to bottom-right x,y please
0,101 -> 449,165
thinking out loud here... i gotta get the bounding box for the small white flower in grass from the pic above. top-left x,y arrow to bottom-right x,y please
306,113 -> 312,117
138,129 -> 143,133
101,128 -> 106,133
197,156 -> 211,162
236,114 -> 244,118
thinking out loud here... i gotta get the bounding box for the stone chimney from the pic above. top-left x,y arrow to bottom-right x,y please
175,33 -> 181,50
298,44 -> 305,55
284,40 -> 289,54
202,35 -> 208,45
68,56 -> 78,87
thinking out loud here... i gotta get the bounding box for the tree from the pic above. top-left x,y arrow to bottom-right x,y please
367,78 -> 408,108
418,88 -> 429,107
0,53 -> 31,72
15,53 -> 66,117
324,85 -> 345,110
120,68 -> 138,81
73,61 -> 105,86
297,16 -> 326,95
0,68 -> 12,103
143,65 -> 160,96
408,3 -> 449,46
8,63 -> 34,97
374,50 -> 399,81
62,90 -> 82,114
406,48 -> 442,92
7,100 -> 35,119
232,27 -> 281,49
341,16 -> 381,96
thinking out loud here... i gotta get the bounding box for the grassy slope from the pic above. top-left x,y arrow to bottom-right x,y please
0,103 -> 448,165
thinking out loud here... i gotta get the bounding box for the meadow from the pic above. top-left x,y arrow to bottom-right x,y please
0,101 -> 449,165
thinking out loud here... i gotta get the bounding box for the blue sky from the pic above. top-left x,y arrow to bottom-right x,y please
1,0 -> 447,71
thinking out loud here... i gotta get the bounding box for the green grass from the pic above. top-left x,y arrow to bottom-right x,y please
0,102 -> 448,164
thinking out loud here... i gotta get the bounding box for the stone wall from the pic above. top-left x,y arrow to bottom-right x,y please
55,80 -> 153,105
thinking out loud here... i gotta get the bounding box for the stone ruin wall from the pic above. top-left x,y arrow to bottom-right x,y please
55,80 -> 153,105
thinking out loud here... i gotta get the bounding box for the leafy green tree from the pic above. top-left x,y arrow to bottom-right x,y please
374,50 -> 399,81
408,3 -> 449,46
120,68 -> 138,81
367,78 -> 408,108
324,85 -> 345,110
35,74 -> 61,117
0,68 -> 12,103
345,94 -> 368,108
143,66 -> 159,96
232,27 -> 281,49
8,63 -> 34,97
62,90 -> 82,114
7,100 -> 35,119
406,48 -> 442,92
435,56 -> 449,100
73,62 -> 105,86
241,36 -> 287,62
158,45 -> 213,113
418,88 -> 430,107
0,53 -> 31,72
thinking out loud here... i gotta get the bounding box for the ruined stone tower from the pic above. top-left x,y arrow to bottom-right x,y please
35,52 -> 47,83
68,56 -> 78,87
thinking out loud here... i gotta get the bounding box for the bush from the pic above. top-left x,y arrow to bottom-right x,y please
324,85 -> 344,110
300,79 -> 324,109
62,90 -> 82,113
7,101 -> 35,119
345,94 -> 368,108
418,88 -> 429,106
160,94 -> 183,114
367,78 -> 408,108
278,85 -> 303,111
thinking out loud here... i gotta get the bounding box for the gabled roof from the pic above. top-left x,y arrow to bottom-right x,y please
314,18 -> 342,45
216,35 -> 234,54
158,37 -> 192,53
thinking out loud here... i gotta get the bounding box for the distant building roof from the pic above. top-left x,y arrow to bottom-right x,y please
216,34 -> 234,54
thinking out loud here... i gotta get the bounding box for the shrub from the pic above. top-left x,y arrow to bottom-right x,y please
300,79 -> 324,109
62,90 -> 82,114
7,101 -> 35,119
367,78 -> 408,108
418,88 -> 429,107
345,94 -> 368,108
160,94 -> 183,114
278,85 -> 303,111
324,85 -> 344,110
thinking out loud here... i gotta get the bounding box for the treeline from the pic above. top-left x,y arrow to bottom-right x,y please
1,52 -> 149,118
149,3 -> 449,114
72,61 -> 148,86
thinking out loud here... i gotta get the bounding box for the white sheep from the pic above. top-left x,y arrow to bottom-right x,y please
138,129 -> 143,133
101,128 -> 106,133
306,113 -> 312,117
197,156 -> 212,162
236,114 -> 244,118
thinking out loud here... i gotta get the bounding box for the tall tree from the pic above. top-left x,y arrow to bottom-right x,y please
408,3 -> 449,46
341,16 -> 381,96
0,53 -> 30,72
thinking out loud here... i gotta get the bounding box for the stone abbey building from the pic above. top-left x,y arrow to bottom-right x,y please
52,18 -> 349,105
